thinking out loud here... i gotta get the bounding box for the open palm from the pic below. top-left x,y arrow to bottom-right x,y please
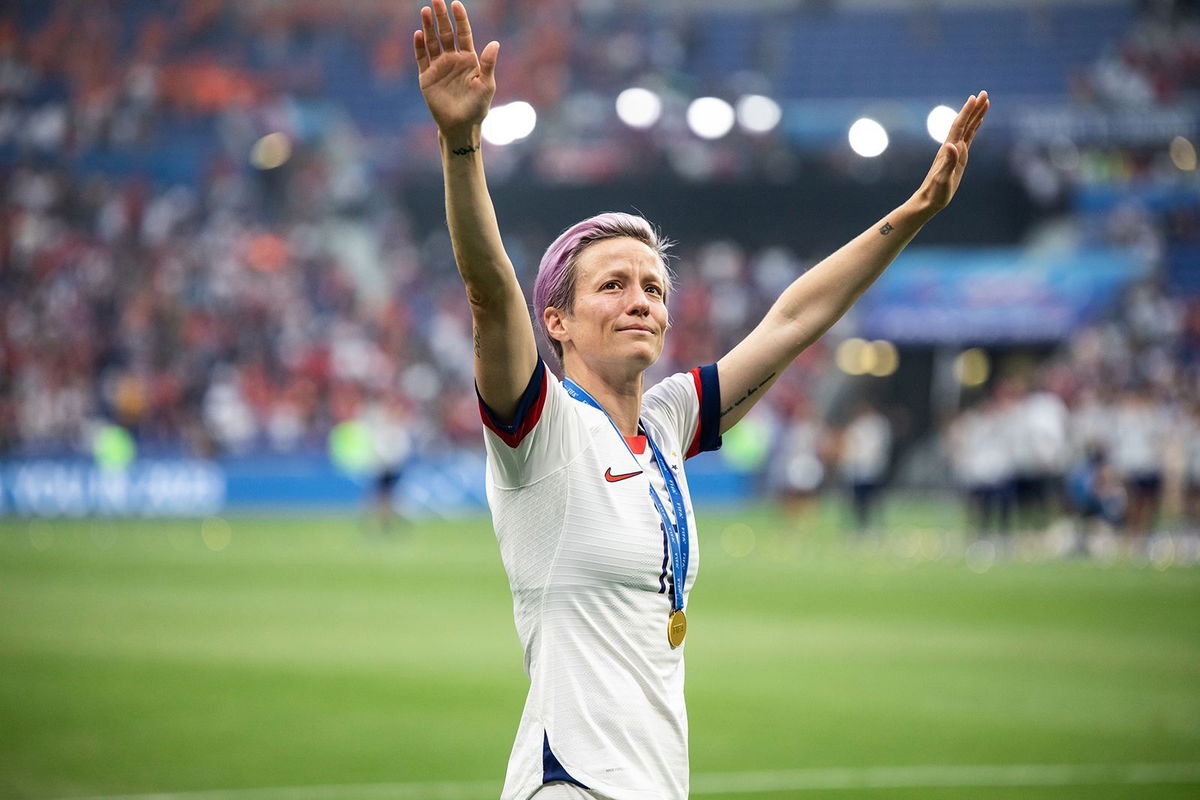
414,0 -> 499,136
917,91 -> 990,213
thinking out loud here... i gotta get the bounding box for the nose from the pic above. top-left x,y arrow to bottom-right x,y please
627,286 -> 651,315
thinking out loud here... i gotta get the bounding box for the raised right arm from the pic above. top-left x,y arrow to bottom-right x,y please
415,0 -> 538,423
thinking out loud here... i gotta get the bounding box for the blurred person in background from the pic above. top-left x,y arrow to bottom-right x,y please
1110,384 -> 1169,544
1009,372 -> 1070,536
362,391 -> 415,535
1066,446 -> 1127,554
837,399 -> 892,536
948,393 -> 1016,543
413,0 -> 987,795
770,395 -> 830,522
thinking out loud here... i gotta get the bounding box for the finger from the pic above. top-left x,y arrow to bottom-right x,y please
413,30 -> 430,73
944,94 -> 976,143
964,92 -> 989,145
959,92 -> 986,139
452,1 -> 475,55
479,40 -> 500,80
421,6 -> 441,57
434,0 -> 456,53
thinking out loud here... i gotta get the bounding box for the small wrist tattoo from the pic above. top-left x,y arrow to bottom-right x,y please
451,143 -> 480,156
879,222 -> 894,236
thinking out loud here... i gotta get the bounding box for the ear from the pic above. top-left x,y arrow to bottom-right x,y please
543,306 -> 570,345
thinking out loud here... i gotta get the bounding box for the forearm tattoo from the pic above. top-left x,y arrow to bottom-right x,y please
451,143 -> 480,157
473,325 -> 482,357
720,372 -> 776,417
879,222 -> 894,236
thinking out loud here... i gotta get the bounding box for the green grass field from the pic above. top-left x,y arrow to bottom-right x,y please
2,502 -> 1199,800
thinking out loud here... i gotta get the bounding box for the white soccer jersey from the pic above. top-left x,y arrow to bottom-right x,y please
478,359 -> 722,800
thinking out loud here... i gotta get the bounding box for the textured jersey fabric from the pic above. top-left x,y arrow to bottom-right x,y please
478,359 -> 721,800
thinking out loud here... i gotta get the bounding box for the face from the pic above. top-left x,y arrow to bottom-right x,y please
547,237 -> 669,374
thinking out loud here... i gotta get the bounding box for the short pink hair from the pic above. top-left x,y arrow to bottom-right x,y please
533,212 -> 673,362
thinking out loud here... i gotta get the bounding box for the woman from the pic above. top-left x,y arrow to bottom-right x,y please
413,2 -> 988,797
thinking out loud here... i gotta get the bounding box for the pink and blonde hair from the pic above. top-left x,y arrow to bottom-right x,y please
533,212 -> 673,362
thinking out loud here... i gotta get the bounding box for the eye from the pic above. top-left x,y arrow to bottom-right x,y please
645,284 -> 664,296
601,280 -> 620,290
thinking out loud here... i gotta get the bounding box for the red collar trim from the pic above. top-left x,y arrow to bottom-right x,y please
624,434 -> 647,455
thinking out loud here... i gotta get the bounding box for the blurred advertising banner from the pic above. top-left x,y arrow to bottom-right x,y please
0,453 -> 750,517
0,461 -> 225,517
856,246 -> 1147,344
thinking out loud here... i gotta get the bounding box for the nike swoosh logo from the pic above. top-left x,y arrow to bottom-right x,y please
605,468 -> 643,483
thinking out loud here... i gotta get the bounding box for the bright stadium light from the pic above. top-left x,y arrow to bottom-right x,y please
482,101 -> 538,146
686,97 -> 735,140
616,87 -> 662,129
926,105 -> 957,142
736,94 -> 782,134
1170,135 -> 1197,171
867,340 -> 899,377
250,132 -> 291,169
848,117 -> 888,157
954,348 -> 990,387
836,338 -> 868,375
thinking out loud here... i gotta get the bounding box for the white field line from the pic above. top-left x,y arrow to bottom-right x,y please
60,761 -> 1200,800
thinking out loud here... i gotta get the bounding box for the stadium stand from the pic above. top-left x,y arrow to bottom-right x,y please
1,0 -> 1197,545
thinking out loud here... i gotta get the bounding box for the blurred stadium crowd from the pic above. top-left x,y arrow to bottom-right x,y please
1,0 -> 1199,544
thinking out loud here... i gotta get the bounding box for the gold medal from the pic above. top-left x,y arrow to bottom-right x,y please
667,608 -> 687,648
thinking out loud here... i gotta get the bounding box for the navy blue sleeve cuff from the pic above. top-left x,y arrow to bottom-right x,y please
476,359 -> 547,448
686,362 -> 722,457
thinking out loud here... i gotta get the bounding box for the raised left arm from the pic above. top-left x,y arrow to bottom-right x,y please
716,91 -> 989,434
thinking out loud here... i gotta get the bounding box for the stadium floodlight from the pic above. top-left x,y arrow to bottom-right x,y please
954,348 -> 990,387
867,340 -> 899,377
836,338 -> 868,375
736,94 -> 782,134
926,105 -> 957,143
481,101 -> 538,146
1170,136 -> 1197,171
848,117 -> 888,158
250,132 -> 292,169
686,97 -> 735,140
616,87 -> 662,130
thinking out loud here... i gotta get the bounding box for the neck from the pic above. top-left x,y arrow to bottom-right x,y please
563,357 -> 645,437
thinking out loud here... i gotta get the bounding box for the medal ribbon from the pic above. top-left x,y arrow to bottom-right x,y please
562,378 -> 690,612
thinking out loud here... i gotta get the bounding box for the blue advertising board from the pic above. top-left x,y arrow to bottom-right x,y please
0,449 -> 745,517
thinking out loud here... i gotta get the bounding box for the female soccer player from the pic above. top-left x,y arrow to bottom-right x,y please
414,2 -> 988,797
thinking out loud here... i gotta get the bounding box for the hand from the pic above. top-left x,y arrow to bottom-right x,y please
912,91 -> 990,216
413,0 -> 500,139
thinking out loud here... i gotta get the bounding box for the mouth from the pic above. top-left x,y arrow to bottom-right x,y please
618,326 -> 656,335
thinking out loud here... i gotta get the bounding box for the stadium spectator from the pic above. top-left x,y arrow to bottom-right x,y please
1065,446 -> 1127,552
837,399 -> 892,535
771,396 -> 830,520
947,395 -> 1016,541
1109,384 -> 1170,541
1009,372 -> 1071,534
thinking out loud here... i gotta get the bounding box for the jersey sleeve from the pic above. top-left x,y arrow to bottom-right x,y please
477,359 -> 588,487
642,363 -> 722,459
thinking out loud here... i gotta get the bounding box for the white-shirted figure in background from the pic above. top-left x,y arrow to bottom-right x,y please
949,395 -> 1016,540
362,392 -> 414,533
839,400 -> 893,535
1110,385 -> 1169,541
772,397 -> 829,519
413,3 -> 989,796
1069,385 -> 1116,466
1009,374 -> 1070,535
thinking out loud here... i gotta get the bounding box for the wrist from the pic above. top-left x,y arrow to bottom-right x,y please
901,191 -> 940,225
439,125 -> 483,155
